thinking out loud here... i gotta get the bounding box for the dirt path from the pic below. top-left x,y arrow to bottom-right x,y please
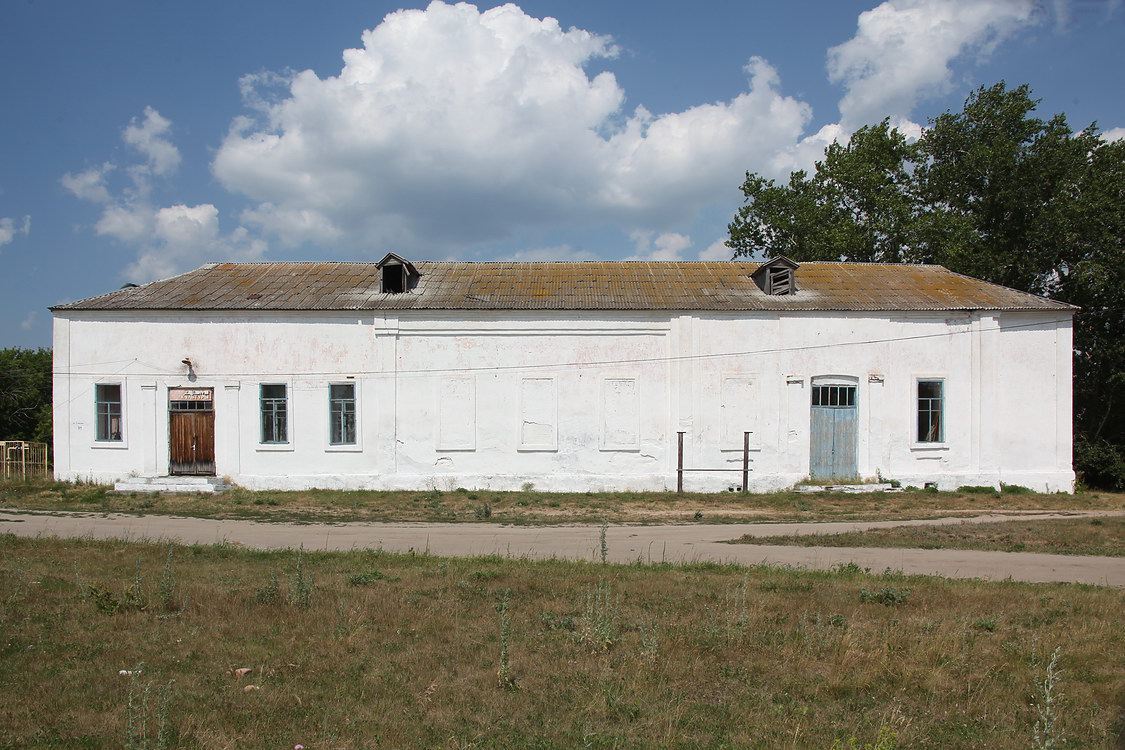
2,508 -> 1123,586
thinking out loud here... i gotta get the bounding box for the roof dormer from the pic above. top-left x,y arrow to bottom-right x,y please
751,256 -> 799,296
376,252 -> 419,294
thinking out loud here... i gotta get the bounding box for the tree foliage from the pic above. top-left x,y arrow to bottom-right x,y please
0,348 -> 53,445
728,83 -> 1124,488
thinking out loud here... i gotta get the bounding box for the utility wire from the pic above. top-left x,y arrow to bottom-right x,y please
40,316 -> 1072,379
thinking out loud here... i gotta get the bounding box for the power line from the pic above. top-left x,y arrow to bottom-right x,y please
41,316 -> 1072,380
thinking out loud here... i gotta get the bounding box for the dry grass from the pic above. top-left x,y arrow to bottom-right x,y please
733,516 -> 1125,557
1,479 -> 1122,526
1,534 -> 1123,748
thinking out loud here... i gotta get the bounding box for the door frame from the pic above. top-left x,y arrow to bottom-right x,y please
168,387 -> 216,476
809,375 -> 859,481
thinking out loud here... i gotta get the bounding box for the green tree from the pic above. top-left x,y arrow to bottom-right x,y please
0,348 -> 53,445
727,83 -> 1125,488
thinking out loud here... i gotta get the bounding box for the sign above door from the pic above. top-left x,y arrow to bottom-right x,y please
169,388 -> 213,402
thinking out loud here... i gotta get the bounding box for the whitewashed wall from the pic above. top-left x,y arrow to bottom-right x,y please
52,308 -> 1075,492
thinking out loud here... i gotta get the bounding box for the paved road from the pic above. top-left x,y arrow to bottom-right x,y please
2,509 -> 1122,587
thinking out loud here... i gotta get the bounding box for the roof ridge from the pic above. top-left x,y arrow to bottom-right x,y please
192,259 -> 944,267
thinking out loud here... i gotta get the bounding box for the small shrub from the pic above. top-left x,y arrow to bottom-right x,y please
1032,646 -> 1064,750
86,584 -> 122,614
693,510 -> 703,520
157,546 -> 179,613
122,560 -> 147,612
1001,483 -> 1033,495
576,580 -> 620,652
639,620 -> 660,662
599,521 -> 609,564
540,612 -> 577,632
289,547 -> 313,609
348,569 -> 398,586
474,503 -> 492,520
470,569 -> 502,582
958,485 -> 999,494
124,668 -> 176,750
520,482 -> 535,493
253,570 -> 281,605
859,587 -> 910,606
830,724 -> 898,750
972,616 -> 998,632
832,562 -> 868,576
496,590 -> 516,689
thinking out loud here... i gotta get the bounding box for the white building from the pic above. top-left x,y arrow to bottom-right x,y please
51,255 -> 1076,492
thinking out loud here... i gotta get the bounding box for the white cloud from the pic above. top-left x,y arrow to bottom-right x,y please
828,0 -> 1036,127
625,230 -> 694,261
0,214 -> 31,247
63,108 -> 265,280
19,310 -> 37,331
61,164 -> 115,204
123,106 -> 181,177
1103,127 -> 1125,142
212,2 -> 812,251
698,238 -> 733,261
125,203 -> 265,281
63,2 -> 1047,274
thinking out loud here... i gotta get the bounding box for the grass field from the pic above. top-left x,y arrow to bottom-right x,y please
1,479 -> 1121,526
1,534 -> 1122,748
732,516 -> 1125,557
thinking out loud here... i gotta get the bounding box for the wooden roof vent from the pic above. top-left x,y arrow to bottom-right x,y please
751,256 -> 799,296
376,252 -> 419,294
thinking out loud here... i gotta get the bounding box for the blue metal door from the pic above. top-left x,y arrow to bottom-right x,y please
810,384 -> 858,480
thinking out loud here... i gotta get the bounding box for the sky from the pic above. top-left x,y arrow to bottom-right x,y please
1,0 -> 1123,347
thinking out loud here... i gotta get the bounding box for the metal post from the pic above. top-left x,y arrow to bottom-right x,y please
742,431 -> 750,492
676,431 -> 685,494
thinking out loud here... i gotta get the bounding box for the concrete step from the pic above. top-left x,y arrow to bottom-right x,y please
114,476 -> 230,494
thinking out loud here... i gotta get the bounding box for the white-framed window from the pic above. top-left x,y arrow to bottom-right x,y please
94,383 -> 123,442
601,376 -> 639,451
328,383 -> 357,446
916,379 -> 944,443
517,376 -> 557,451
260,383 -> 289,444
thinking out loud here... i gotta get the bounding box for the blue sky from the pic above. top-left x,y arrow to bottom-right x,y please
2,0 -> 1122,347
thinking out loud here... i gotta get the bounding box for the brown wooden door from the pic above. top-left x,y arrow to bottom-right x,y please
169,410 -> 215,475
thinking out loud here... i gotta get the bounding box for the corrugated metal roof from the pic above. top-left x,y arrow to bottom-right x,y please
51,260 -> 1075,313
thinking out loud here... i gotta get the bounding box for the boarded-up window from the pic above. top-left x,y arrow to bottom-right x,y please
602,378 -> 638,450
720,376 -> 755,449
438,377 -> 476,450
518,377 -> 557,451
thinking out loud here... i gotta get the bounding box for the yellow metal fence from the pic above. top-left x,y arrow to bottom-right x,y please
0,441 -> 50,480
